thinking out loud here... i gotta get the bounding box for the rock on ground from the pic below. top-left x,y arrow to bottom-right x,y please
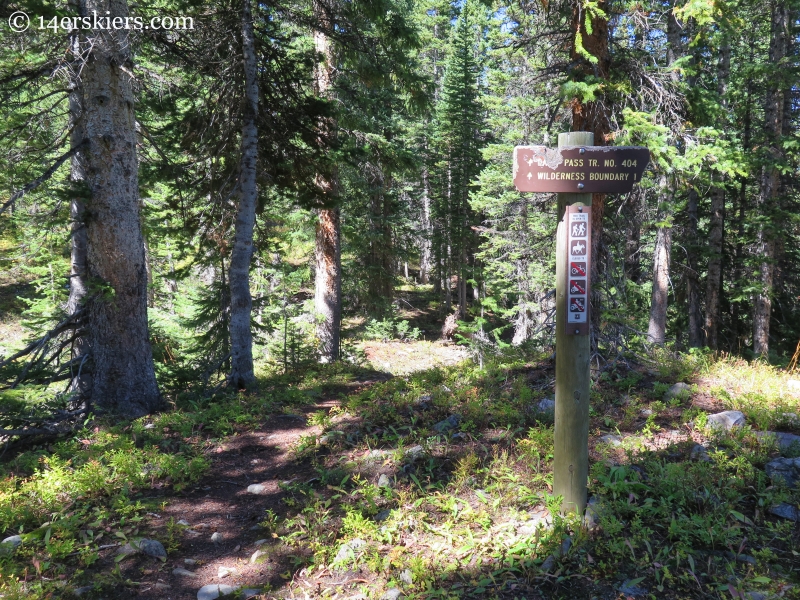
433,414 -> 461,433
381,589 -> 404,600
536,398 -> 555,414
769,502 -> 800,521
706,410 -> 746,431
765,457 -> 800,489
197,584 -> 239,600
663,382 -> 691,401
137,538 -> 167,560
755,431 -> 800,455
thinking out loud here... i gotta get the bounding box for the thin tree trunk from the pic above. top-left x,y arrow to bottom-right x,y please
313,2 -> 341,362
686,189 -> 703,347
623,190 -> 641,283
648,176 -> 672,344
704,41 -> 730,350
420,166 -> 431,284
315,208 -> 341,361
753,0 -> 788,357
67,0 -> 90,401
82,0 -> 160,417
228,0 -> 259,388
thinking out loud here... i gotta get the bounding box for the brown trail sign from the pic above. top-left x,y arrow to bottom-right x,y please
513,145 -> 649,193
513,134 -> 649,517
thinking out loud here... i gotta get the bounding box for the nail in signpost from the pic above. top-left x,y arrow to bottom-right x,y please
513,133 -> 649,516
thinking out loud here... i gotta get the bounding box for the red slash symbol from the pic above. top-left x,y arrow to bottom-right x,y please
569,280 -> 586,295
569,298 -> 586,312
570,262 -> 587,277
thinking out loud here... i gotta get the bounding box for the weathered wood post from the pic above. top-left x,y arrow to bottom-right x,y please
554,131 -> 593,515
513,134 -> 648,516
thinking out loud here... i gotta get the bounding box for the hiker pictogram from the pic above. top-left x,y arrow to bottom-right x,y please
571,222 -> 587,238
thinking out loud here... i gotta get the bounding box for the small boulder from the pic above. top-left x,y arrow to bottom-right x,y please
138,538 -> 167,560
218,566 -> 237,578
246,484 -> 267,495
663,382 -> 691,402
334,538 -> 367,564
0,535 -> 22,555
536,398 -> 555,414
210,532 -> 224,544
404,445 -> 424,462
250,549 -> 265,564
378,474 -> 391,488
399,569 -> 413,585
197,584 -> 239,600
768,502 -> 800,521
619,579 -> 648,597
433,414 -> 461,433
765,457 -> 800,489
374,509 -> 392,522
173,568 -> 199,577
706,410 -> 746,431
689,444 -> 712,462
240,590 -> 261,599
382,588 -> 404,600
755,431 -> 800,455
599,434 -> 622,447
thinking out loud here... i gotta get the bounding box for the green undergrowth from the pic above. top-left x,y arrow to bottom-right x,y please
0,364 -> 364,598
258,352 -> 799,599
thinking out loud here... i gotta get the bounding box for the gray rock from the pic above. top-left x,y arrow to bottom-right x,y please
138,538 -> 167,560
154,583 -> 172,590
584,497 -> 601,530
518,512 -> 552,536
375,509 -> 392,522
416,394 -> 432,404
173,568 -> 199,577
378,474 -> 391,488
433,414 -> 461,433
689,444 -> 712,462
619,580 -> 648,597
382,588 -> 404,600
404,445 -> 424,461
74,586 -> 93,596
599,434 -> 622,446
211,532 -> 224,544
197,584 -> 239,600
177,519 -> 191,526
246,484 -> 267,495
706,410 -> 746,431
769,502 -> 800,521
536,398 -> 555,414
0,535 -> 22,554
218,566 -> 237,578
540,536 -> 571,572
367,449 -> 390,461
765,457 -> 800,489
184,558 -> 199,565
399,569 -> 413,585
253,539 -> 268,546
250,549 -> 265,564
755,431 -> 800,455
664,382 -> 691,401
240,590 -> 261,599
117,543 -> 138,557
334,538 -> 367,564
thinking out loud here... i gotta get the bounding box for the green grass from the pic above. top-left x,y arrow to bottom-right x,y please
0,351 -> 797,598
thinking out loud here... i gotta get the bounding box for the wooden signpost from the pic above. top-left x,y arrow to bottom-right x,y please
514,132 -> 649,516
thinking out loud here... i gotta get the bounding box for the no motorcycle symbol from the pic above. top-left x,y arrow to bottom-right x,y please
570,262 -> 587,277
569,280 -> 586,295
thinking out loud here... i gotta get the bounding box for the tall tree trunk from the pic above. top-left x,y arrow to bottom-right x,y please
82,0 -> 160,417
228,0 -> 259,388
419,166 -> 431,284
753,0 -> 788,357
67,0 -> 90,401
704,41 -> 730,350
315,208 -> 341,362
686,189 -> 703,347
647,177 -> 672,344
313,2 -> 341,362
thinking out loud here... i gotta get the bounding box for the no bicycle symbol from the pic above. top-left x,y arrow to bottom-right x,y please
570,262 -> 587,277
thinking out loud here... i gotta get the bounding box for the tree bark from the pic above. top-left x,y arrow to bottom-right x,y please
315,207 -> 341,361
686,189 -> 703,347
647,177 -> 672,345
753,0 -> 788,357
419,166 -> 431,284
704,41 -> 730,350
313,1 -> 341,363
82,0 -> 160,417
67,0 -> 90,400
227,0 -> 259,388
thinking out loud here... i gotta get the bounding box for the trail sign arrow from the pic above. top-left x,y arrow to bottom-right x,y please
513,145 -> 650,193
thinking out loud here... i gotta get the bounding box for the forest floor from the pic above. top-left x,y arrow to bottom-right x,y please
1,341 -> 799,600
